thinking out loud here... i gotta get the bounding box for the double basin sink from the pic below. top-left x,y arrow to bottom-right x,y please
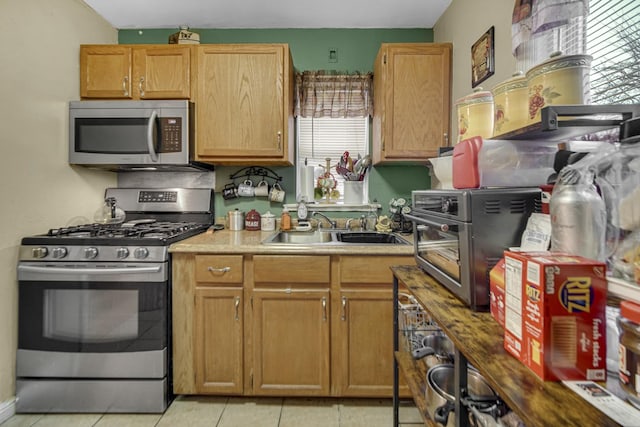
262,229 -> 410,246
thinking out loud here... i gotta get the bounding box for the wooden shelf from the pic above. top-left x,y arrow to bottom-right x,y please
394,351 -> 436,427
392,265 -> 620,427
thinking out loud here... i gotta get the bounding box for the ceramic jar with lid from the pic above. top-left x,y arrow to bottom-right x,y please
261,211 -> 276,231
526,52 -> 592,125
245,209 -> 261,231
491,71 -> 528,136
455,88 -> 494,144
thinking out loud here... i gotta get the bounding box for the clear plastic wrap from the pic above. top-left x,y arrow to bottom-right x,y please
551,142 -> 640,274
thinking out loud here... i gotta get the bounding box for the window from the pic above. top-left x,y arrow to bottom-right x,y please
587,0 -> 640,104
296,117 -> 369,203
294,71 -> 373,204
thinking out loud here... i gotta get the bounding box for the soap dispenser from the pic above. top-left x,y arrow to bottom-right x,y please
280,207 -> 291,231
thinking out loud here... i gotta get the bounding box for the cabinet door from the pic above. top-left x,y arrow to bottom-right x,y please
251,289 -> 330,395
373,43 -> 452,163
195,44 -> 292,163
80,45 -> 132,99
335,290 -> 395,396
194,287 -> 243,394
133,46 -> 191,99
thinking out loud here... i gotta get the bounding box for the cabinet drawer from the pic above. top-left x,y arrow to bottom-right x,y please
340,256 -> 413,285
195,255 -> 243,285
254,255 -> 330,284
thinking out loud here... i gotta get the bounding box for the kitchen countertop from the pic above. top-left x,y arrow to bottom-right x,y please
169,228 -> 415,255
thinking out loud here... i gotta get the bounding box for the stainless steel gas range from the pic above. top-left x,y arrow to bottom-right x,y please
16,188 -> 214,413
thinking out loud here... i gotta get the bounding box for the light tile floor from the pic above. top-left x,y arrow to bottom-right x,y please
1,397 -> 424,427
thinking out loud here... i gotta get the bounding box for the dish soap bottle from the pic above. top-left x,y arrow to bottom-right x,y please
280,207 -> 291,231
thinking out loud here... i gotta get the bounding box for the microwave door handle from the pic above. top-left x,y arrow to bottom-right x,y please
147,110 -> 159,162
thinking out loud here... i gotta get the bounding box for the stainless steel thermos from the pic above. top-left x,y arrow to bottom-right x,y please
550,179 -> 607,261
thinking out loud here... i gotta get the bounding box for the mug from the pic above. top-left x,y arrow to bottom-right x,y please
269,182 -> 286,203
222,183 -> 238,200
254,179 -> 270,197
237,179 -> 255,197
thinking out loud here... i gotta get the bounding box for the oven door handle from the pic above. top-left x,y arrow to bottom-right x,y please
18,265 -> 162,275
403,213 -> 458,231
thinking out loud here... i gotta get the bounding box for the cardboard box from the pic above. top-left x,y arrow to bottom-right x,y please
490,257 -> 506,328
503,251 -> 607,381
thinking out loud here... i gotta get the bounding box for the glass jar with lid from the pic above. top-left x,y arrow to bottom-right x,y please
618,300 -> 640,409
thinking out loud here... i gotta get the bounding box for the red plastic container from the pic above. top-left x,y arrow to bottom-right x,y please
452,136 -> 484,189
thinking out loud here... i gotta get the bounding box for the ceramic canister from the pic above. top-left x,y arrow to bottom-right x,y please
526,52 -> 592,125
491,71 -> 528,136
455,88 -> 494,144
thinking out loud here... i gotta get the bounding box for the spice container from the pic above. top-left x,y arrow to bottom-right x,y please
261,211 -> 276,231
618,300 -> 640,409
245,209 -> 261,231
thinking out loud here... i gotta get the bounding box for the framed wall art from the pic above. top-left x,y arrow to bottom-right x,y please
471,26 -> 495,87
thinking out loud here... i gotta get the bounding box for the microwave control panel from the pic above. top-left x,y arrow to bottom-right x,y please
158,118 -> 182,152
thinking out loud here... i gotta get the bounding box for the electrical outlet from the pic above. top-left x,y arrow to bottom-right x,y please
328,48 -> 338,63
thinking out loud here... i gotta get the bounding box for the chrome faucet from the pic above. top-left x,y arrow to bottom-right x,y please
311,211 -> 337,229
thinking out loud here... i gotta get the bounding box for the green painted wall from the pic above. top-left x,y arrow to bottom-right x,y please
119,28 -> 434,218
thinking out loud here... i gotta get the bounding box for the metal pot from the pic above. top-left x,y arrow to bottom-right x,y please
411,332 -> 455,369
425,364 -> 504,427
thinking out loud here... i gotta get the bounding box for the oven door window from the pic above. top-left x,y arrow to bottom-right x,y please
416,223 -> 461,281
19,281 -> 166,353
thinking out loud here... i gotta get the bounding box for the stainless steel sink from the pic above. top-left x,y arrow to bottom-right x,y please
335,231 -> 409,244
261,230 -> 410,246
262,229 -> 335,245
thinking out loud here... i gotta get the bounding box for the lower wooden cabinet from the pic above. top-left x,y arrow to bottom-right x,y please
251,289 -> 330,395
194,288 -> 243,394
172,252 -> 414,397
334,289 -> 394,396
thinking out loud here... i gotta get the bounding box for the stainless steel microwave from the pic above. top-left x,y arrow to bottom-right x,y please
69,100 -> 213,171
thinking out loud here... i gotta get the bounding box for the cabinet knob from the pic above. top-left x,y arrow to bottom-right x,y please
122,76 -> 129,96
277,131 -> 282,149
322,297 -> 327,322
139,77 -> 145,97
208,266 -> 231,274
341,296 -> 347,321
234,296 -> 240,321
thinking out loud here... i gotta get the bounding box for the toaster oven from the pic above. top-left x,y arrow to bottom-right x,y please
404,188 -> 541,311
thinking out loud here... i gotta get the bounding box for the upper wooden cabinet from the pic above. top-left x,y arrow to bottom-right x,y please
372,43 -> 452,164
194,44 -> 294,165
80,45 -> 192,99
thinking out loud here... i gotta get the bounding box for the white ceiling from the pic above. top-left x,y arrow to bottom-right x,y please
82,0 -> 452,29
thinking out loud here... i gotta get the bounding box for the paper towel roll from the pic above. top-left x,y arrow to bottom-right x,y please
299,166 -> 316,202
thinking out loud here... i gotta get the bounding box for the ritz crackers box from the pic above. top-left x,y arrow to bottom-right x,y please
503,251 -> 607,381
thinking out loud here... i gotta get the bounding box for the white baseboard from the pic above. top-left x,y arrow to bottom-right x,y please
0,398 -> 16,424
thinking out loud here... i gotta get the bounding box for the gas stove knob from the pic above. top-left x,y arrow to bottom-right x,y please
84,247 -> 98,259
116,247 -> 130,259
51,247 -> 68,259
32,247 -> 48,259
134,247 -> 149,259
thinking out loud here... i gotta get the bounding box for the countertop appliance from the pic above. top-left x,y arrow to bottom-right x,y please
404,188 -> 540,311
16,188 -> 214,413
69,100 -> 213,172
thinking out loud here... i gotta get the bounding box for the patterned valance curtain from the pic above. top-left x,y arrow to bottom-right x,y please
294,71 -> 373,118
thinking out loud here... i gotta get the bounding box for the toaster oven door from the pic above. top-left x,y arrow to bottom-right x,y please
404,212 -> 475,308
